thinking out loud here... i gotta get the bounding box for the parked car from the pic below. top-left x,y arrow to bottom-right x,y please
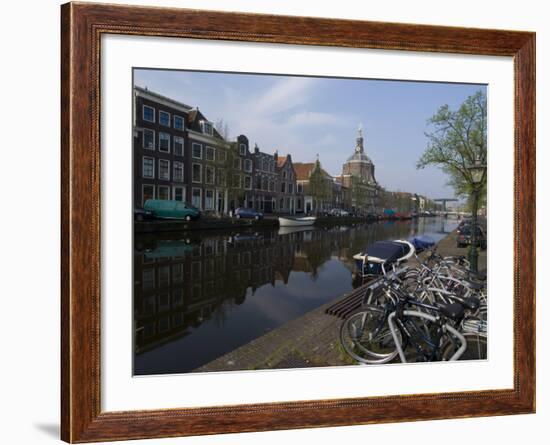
143,199 -> 200,221
134,207 -> 154,222
234,207 -> 263,220
456,224 -> 487,249
329,208 -> 349,217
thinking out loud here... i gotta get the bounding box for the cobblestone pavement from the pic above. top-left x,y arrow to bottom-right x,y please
194,227 -> 487,372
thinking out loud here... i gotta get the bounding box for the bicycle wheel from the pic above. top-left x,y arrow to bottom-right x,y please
339,305 -> 399,364
441,333 -> 487,361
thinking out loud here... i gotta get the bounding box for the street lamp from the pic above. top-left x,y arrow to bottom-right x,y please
467,155 -> 487,272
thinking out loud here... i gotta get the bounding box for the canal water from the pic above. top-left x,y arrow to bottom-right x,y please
134,216 -> 458,375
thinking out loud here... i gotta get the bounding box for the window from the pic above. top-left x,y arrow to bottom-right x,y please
233,174 -> 241,188
142,184 -> 155,205
217,148 -> 226,162
159,111 -> 170,126
205,189 -> 214,210
217,169 -> 226,186
239,143 -> 246,155
205,166 -> 215,184
244,159 -> 252,172
244,176 -> 252,190
289,183 -> 294,194
256,176 -> 262,190
159,159 -> 170,180
174,136 -> 184,156
269,180 -> 275,192
262,177 -> 268,191
297,183 -> 303,193
192,163 -> 202,183
143,105 -> 155,122
173,161 -> 184,182
173,186 -> 185,202
201,121 -> 213,135
233,158 -> 241,170
281,182 -> 286,193
173,115 -> 184,130
205,146 -> 215,161
192,188 -> 202,208
143,128 -> 155,150
159,132 -> 170,152
142,157 -> 154,178
283,171 -> 288,179
158,185 -> 170,200
192,143 -> 202,159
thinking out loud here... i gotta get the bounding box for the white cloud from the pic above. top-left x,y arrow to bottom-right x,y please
252,77 -> 318,116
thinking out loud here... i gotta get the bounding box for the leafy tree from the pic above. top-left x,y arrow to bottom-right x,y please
308,159 -> 332,212
417,90 -> 487,209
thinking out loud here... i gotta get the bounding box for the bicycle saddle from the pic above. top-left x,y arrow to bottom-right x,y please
460,296 -> 480,312
466,279 -> 485,290
440,303 -> 465,321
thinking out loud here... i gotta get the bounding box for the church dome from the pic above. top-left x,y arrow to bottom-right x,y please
346,151 -> 372,163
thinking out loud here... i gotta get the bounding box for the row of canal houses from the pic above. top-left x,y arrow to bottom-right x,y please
133,85 -> 377,215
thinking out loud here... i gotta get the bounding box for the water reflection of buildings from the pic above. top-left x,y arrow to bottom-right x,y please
134,221 -> 427,355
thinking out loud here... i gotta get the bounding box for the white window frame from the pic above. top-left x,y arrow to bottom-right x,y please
173,161 -> 184,183
159,110 -> 171,127
158,159 -> 170,181
142,156 -> 155,179
205,146 -> 215,161
157,185 -> 170,200
205,165 -> 215,185
173,115 -> 185,131
142,184 -> 155,206
192,143 -> 203,159
244,176 -> 252,190
173,136 -> 184,157
239,143 -> 246,155
192,163 -> 202,183
173,186 -> 186,202
201,120 -> 213,135
142,128 -> 155,150
204,189 -> 215,210
244,159 -> 252,172
142,105 -> 155,123
191,188 -> 202,209
159,132 -> 171,153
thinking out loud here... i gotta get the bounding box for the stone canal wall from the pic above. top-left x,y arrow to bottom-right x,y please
135,215 -> 377,233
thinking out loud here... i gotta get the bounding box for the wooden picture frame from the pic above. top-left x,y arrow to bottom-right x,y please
61,2 -> 535,442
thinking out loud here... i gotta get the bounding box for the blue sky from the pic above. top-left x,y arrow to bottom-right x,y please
134,69 -> 485,200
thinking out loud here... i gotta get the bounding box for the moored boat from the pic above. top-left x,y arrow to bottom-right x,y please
353,239 -> 415,278
278,216 -> 317,227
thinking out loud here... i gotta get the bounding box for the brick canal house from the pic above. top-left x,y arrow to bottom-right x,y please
294,158 -> 340,214
251,143 -> 279,213
275,152 -> 299,215
227,135 -> 256,212
133,86 -> 192,208
186,108 -> 231,213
